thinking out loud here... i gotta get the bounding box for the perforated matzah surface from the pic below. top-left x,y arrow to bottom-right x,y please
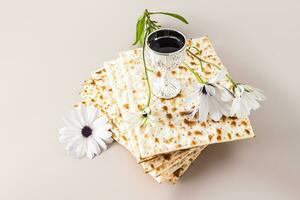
116,37 -> 255,158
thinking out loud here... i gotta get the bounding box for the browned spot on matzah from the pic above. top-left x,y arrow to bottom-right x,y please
166,113 -> 172,119
245,129 -> 250,135
217,135 -> 222,141
190,61 -> 197,65
236,133 -> 241,137
133,89 -> 136,93
123,104 -> 129,109
184,119 -> 196,126
163,154 -> 171,160
162,106 -> 168,112
168,123 -> 175,128
227,133 -> 232,139
172,107 -> 177,112
221,116 -> 226,122
205,71 -> 211,75
121,135 -> 128,142
156,71 -> 161,77
200,122 -> 207,127
177,135 -> 181,140
101,86 -> 106,90
171,70 -> 176,75
208,135 -> 213,141
216,128 -> 222,135
196,43 -> 200,48
241,121 -> 248,126
187,131 -> 192,136
158,119 -> 165,126
155,138 -> 159,143
178,66 -> 187,71
230,121 -> 237,127
137,104 -> 144,111
144,134 -> 148,138
177,93 -> 183,98
164,137 -> 174,144
173,168 -> 183,177
191,140 -> 196,145
176,144 -> 182,148
179,111 -> 190,116
129,59 -> 134,65
194,130 -> 202,135
90,80 -> 96,85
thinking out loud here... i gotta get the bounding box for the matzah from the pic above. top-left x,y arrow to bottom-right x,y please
80,66 -> 203,183
118,37 -> 255,158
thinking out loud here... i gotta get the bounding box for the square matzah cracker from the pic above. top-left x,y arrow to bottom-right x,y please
119,36 -> 255,158
80,65 -> 204,183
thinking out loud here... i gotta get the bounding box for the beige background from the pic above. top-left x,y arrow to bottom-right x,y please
0,0 -> 299,199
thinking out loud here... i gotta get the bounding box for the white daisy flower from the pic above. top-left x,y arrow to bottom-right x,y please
186,69 -> 233,122
59,105 -> 113,159
231,84 -> 266,118
124,107 -> 157,129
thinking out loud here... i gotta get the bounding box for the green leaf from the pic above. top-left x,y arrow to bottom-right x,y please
152,12 -> 189,24
139,31 -> 146,46
133,15 -> 146,45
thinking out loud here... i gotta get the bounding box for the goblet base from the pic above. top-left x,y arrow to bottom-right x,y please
152,77 -> 181,99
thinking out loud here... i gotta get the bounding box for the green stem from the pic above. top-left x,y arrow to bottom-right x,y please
183,63 -> 205,84
142,29 -> 151,107
186,48 -> 204,72
187,47 -> 237,87
226,74 -> 237,86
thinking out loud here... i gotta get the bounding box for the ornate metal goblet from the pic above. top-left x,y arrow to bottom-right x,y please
145,28 -> 186,99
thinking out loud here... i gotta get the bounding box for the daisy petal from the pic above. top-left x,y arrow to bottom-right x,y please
63,114 -> 81,129
65,135 -> 81,152
244,92 -> 260,110
59,127 -> 80,135
209,97 -> 223,121
74,107 -> 85,127
94,129 -> 112,140
59,134 -> 78,143
230,98 -> 241,117
93,135 -> 107,150
91,117 -> 108,129
80,105 -> 89,125
205,85 -> 216,96
87,106 -> 99,125
198,95 -> 209,122
86,149 -> 95,159
252,90 -> 266,101
220,87 -> 234,102
87,137 -> 101,156
74,139 -> 86,158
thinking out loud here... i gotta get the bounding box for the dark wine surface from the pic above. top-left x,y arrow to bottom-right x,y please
149,37 -> 184,53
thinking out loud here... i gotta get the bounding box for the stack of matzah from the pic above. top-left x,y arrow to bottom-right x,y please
80,37 -> 255,183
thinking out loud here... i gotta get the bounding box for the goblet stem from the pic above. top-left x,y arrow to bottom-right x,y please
162,69 -> 170,87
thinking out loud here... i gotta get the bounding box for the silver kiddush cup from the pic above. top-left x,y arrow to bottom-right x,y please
145,28 -> 186,99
